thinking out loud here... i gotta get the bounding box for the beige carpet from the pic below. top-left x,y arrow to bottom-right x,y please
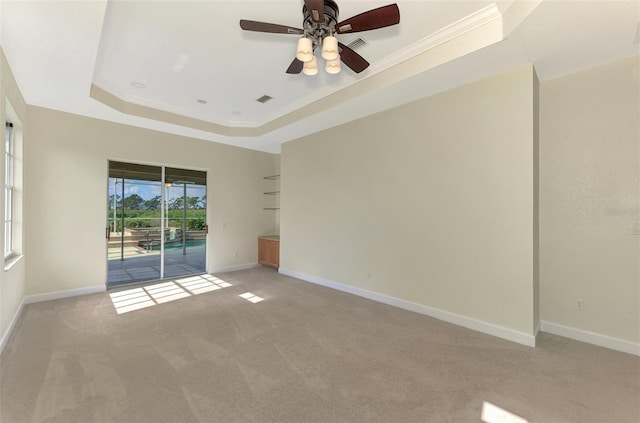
1,267 -> 638,423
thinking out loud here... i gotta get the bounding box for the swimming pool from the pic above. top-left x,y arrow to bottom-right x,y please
140,239 -> 205,251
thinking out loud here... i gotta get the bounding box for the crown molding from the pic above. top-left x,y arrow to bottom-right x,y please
373,3 -> 503,73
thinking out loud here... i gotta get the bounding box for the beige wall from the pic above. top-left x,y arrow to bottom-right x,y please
24,107 -> 278,295
540,55 -> 640,343
281,65 -> 537,338
1,49 -> 28,344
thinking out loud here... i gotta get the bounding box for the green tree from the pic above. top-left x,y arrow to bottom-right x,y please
169,197 -> 184,210
124,194 -> 144,210
143,195 -> 161,211
108,194 -> 121,211
187,196 -> 199,209
197,195 -> 207,209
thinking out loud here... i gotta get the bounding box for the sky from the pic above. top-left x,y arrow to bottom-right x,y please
108,178 -> 206,203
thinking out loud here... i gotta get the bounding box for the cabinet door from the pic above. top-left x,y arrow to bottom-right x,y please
268,240 -> 280,268
258,238 -> 279,268
258,238 -> 269,265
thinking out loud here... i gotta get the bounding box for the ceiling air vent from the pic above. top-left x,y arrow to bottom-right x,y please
347,37 -> 367,51
256,95 -> 273,104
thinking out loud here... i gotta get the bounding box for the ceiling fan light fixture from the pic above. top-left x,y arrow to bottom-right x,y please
325,56 -> 341,74
239,1 -> 400,76
296,37 -> 313,62
302,56 -> 319,75
321,36 -> 339,60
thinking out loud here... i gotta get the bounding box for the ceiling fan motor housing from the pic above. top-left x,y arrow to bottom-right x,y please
302,0 -> 339,45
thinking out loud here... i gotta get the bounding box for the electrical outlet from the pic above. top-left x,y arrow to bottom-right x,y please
575,299 -> 585,312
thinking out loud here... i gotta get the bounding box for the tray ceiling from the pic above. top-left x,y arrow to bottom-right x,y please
1,1 -> 638,153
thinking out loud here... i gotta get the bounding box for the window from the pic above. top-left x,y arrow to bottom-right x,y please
3,99 -> 22,269
4,121 -> 14,257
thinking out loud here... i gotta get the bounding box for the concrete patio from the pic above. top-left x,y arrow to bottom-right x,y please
108,244 -> 206,287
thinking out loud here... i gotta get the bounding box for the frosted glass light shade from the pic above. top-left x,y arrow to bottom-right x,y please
325,57 -> 341,74
296,37 -> 313,62
321,36 -> 339,60
302,56 -> 318,75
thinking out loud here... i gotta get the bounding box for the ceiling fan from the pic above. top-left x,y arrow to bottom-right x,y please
239,0 -> 400,76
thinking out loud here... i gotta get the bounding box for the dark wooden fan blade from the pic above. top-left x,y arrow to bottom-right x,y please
336,4 -> 400,34
338,42 -> 369,73
240,20 -> 303,35
304,0 -> 325,23
286,58 -> 304,74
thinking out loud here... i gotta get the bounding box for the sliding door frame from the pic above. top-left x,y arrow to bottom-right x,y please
106,159 -> 209,288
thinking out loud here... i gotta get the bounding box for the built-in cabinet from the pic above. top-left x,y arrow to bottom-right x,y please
259,174 -> 280,268
258,235 -> 279,268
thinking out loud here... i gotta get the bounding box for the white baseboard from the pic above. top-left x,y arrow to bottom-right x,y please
279,268 -> 537,347
2,285 -> 106,355
534,320 -> 542,347
0,298 -> 25,356
540,321 -> 639,356
24,285 -> 106,305
211,262 -> 260,274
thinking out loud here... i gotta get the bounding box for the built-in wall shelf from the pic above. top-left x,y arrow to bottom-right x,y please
263,175 -> 280,212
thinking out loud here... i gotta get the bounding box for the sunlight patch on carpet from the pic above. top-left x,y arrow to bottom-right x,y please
239,292 -> 264,303
109,274 -> 233,314
481,401 -> 529,423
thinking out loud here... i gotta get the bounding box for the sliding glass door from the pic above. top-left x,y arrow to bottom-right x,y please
107,163 -> 162,286
107,161 -> 207,287
163,167 -> 207,279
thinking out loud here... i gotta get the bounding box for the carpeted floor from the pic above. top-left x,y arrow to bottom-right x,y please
1,267 -> 638,422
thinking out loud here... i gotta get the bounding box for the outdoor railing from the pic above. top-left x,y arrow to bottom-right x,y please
108,217 -> 206,232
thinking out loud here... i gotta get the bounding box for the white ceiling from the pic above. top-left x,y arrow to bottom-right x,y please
1,0 -> 639,153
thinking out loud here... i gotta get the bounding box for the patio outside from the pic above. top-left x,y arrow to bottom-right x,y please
108,227 -> 206,286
